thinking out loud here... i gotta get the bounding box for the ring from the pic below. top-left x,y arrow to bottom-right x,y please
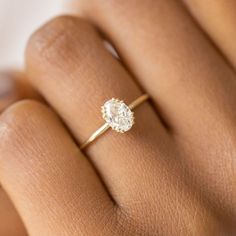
80,94 -> 149,150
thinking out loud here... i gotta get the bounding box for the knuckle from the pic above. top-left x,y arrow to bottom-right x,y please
26,15 -> 75,55
26,15 -> 94,70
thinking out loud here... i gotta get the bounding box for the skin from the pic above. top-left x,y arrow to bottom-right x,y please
0,71 -> 39,236
0,0 -> 236,235
0,71 -> 39,113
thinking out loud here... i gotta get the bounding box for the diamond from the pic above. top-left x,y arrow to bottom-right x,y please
101,98 -> 134,133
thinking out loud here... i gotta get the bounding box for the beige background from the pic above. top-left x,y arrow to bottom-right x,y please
0,0 -> 67,69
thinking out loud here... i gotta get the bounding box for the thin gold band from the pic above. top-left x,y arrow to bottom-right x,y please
80,94 -> 149,150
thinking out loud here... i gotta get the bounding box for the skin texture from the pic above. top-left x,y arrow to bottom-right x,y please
0,71 -> 39,236
0,0 -> 236,235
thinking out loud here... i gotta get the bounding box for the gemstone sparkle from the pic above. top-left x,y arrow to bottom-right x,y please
101,98 -> 134,133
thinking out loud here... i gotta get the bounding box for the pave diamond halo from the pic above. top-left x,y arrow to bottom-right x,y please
101,98 -> 134,133
80,94 -> 148,150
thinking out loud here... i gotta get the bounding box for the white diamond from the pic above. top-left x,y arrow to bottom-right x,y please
102,98 -> 134,133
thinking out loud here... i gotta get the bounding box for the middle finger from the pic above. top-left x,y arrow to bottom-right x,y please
74,0 -> 236,140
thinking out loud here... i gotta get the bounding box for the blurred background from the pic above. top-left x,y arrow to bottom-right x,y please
0,0 -> 68,69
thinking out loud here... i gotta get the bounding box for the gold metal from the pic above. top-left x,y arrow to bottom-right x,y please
80,94 -> 149,150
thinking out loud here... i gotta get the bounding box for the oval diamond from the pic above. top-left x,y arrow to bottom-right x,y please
102,98 -> 134,133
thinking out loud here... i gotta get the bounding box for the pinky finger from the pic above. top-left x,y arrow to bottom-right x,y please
0,100 -> 116,236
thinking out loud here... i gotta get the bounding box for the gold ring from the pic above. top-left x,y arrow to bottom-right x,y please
80,94 -> 149,150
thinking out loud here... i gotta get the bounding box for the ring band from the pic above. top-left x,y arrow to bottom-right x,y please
80,94 -> 149,150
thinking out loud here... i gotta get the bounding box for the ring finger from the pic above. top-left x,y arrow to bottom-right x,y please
26,16 -> 168,205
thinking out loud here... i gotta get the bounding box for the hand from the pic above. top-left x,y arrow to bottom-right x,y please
1,1 -> 236,235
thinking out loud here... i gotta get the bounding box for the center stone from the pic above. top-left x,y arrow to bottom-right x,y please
102,98 -> 134,133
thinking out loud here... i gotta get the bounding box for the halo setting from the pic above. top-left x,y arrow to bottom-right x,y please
101,98 -> 134,133
80,94 -> 148,150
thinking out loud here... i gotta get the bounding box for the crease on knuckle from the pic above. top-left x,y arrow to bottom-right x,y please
26,15 -> 92,70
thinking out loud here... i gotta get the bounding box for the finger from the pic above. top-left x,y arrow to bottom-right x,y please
73,0 -> 236,221
25,16 -> 225,234
0,100 -> 115,236
0,70 -> 41,113
182,0 -> 236,67
74,0 -> 236,138
0,187 -> 27,236
0,70 -> 38,236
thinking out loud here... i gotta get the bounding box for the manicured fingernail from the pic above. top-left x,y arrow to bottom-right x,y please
0,72 -> 15,98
